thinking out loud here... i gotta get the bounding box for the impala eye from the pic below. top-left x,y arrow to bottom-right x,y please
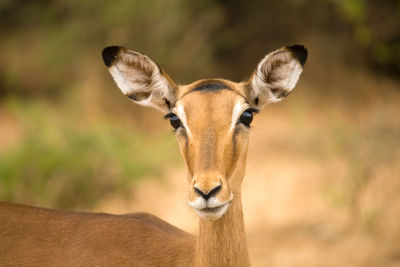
168,114 -> 181,129
239,109 -> 254,127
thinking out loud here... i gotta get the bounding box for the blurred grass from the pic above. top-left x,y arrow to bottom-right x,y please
0,97 -> 179,210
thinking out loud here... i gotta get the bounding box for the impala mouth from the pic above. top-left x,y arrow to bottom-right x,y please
192,201 -> 231,220
189,192 -> 233,220
200,204 -> 227,213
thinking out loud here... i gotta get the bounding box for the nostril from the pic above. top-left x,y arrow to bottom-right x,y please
194,185 -> 222,201
208,185 -> 222,198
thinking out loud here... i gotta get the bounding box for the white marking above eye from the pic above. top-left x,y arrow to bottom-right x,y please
175,104 -> 192,137
230,101 -> 246,132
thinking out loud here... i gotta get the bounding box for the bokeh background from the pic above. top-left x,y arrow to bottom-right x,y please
0,0 -> 399,266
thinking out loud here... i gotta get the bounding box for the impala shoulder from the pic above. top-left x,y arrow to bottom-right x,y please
125,212 -> 195,238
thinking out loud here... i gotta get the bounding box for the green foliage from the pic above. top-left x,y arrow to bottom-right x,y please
0,99 -> 178,209
322,0 -> 400,72
0,0 -> 221,97
1,0 -> 399,100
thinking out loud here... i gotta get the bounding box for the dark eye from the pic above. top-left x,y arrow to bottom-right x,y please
239,109 -> 253,127
169,114 -> 182,130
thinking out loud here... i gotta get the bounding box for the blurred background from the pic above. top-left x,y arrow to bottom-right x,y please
0,0 -> 399,266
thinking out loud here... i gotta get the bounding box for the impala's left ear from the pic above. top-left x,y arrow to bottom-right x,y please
248,44 -> 307,108
102,46 -> 177,113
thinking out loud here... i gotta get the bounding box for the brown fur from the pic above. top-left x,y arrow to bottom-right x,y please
0,45 -> 306,266
0,201 -> 195,266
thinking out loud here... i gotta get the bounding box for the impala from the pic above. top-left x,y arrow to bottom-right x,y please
0,44 -> 307,266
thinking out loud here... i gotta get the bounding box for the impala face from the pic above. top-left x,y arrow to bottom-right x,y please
102,45 -> 307,220
172,81 -> 254,219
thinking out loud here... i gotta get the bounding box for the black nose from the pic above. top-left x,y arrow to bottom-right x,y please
194,185 -> 222,201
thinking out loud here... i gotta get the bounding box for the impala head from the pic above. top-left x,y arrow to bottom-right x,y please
102,45 -> 307,220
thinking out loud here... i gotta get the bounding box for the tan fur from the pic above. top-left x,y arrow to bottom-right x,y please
0,45 -> 306,266
0,202 -> 195,266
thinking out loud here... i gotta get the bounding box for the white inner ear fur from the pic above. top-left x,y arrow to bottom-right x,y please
251,49 -> 303,104
108,50 -> 174,112
284,61 -> 302,91
109,65 -> 134,95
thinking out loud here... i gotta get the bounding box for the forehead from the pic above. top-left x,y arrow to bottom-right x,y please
175,82 -> 247,129
177,79 -> 246,98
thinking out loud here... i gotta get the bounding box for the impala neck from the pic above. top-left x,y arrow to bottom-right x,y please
195,191 -> 250,267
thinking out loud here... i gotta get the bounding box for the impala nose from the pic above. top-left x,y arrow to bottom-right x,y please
194,184 -> 222,201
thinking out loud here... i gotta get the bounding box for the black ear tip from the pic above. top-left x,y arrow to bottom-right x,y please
287,44 -> 308,66
102,46 -> 120,67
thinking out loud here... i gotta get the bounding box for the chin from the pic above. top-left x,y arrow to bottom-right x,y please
194,202 -> 230,220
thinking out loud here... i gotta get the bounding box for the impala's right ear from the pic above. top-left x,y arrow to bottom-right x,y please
248,44 -> 308,109
102,46 -> 177,113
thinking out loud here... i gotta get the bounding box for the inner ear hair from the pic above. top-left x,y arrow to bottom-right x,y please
249,44 -> 308,107
270,87 -> 292,99
102,46 -> 177,113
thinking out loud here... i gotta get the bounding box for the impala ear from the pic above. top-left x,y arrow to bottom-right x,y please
248,44 -> 307,108
102,46 -> 177,113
